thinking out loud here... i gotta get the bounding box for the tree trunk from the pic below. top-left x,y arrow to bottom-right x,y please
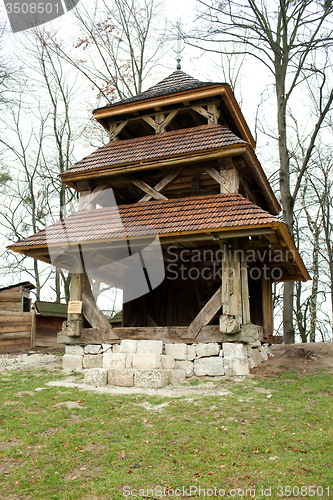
296,281 -> 306,343
276,70 -> 295,343
309,230 -> 319,342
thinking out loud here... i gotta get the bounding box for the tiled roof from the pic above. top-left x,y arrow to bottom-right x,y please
9,194 -> 278,250
61,124 -> 246,176
94,71 -> 223,112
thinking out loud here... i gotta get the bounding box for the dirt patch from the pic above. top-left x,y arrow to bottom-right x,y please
252,342 -> 333,377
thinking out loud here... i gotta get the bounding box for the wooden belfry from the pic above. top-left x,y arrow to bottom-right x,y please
9,71 -> 310,345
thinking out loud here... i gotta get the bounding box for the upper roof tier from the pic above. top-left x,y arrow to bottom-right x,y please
93,70 -> 256,148
61,124 -> 247,176
95,71 -> 223,111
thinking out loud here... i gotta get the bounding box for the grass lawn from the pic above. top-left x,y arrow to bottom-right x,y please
0,365 -> 332,499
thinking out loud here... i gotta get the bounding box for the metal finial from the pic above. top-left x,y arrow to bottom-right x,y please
176,21 -> 182,70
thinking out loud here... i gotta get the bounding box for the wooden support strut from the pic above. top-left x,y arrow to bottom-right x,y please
81,273 -> 118,340
184,286 -> 223,339
131,176 -> 168,201
109,120 -> 129,141
139,170 -> 180,202
191,104 -> 220,124
142,109 -> 179,134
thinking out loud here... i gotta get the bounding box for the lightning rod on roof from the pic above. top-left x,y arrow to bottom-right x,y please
176,21 -> 182,70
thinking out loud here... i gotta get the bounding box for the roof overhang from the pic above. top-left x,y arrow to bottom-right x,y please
8,221 -> 310,283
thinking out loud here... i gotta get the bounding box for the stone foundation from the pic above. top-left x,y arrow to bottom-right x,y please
63,340 -> 271,387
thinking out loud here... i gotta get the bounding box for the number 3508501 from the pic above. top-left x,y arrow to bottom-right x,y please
5,3 -> 60,14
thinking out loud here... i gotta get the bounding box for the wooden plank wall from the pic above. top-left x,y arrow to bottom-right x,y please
0,287 -> 32,353
34,316 -> 64,349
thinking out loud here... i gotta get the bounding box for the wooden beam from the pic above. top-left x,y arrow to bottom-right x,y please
66,272 -> 83,337
230,239 -> 242,324
207,103 -> 221,124
221,241 -> 230,315
220,168 -> 239,194
82,273 -> 118,339
79,325 -> 224,344
262,272 -> 273,340
204,166 -> 224,188
109,120 -> 129,141
78,183 -> 112,211
139,170 -> 180,202
161,109 -> 179,130
191,104 -> 214,123
31,308 -> 37,349
240,239 -> 251,324
184,286 -> 223,339
131,177 -> 168,201
141,115 -> 157,131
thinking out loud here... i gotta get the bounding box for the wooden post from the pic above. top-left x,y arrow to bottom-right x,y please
240,239 -> 251,324
220,239 -> 242,335
30,307 -> 37,349
262,271 -> 273,341
229,239 -> 242,324
221,241 -> 230,315
66,272 -> 83,337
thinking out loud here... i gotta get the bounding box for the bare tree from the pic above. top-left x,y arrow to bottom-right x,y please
193,0 -> 333,342
48,0 -> 165,104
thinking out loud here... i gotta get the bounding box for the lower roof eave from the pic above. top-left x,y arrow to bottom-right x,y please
8,221 -> 310,282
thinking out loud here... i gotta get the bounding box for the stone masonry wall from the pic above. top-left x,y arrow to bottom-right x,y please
63,340 -> 271,388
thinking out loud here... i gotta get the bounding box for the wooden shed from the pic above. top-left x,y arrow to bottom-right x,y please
31,301 -> 67,349
0,282 -> 34,353
8,71 -> 310,347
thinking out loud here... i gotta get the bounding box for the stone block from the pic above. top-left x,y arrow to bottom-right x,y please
196,343 -> 220,358
187,345 -> 196,361
194,357 -> 224,376
248,352 -> 256,370
65,345 -> 84,356
102,344 -> 112,353
84,368 -> 107,386
108,369 -> 134,387
103,352 -> 126,369
63,354 -> 83,372
251,348 -> 266,366
169,368 -> 186,385
136,340 -> 163,354
113,344 -> 121,353
125,353 -> 133,368
134,369 -> 169,388
219,314 -> 241,334
161,354 -> 175,369
165,343 -> 187,360
225,324 -> 261,344
84,344 -> 102,355
223,342 -> 247,358
83,354 -> 103,369
120,340 -> 137,353
224,357 -> 249,377
175,360 -> 194,377
133,353 -> 161,369
259,344 -> 269,361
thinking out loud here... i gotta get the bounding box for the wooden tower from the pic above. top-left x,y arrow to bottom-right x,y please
9,71 -> 310,346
